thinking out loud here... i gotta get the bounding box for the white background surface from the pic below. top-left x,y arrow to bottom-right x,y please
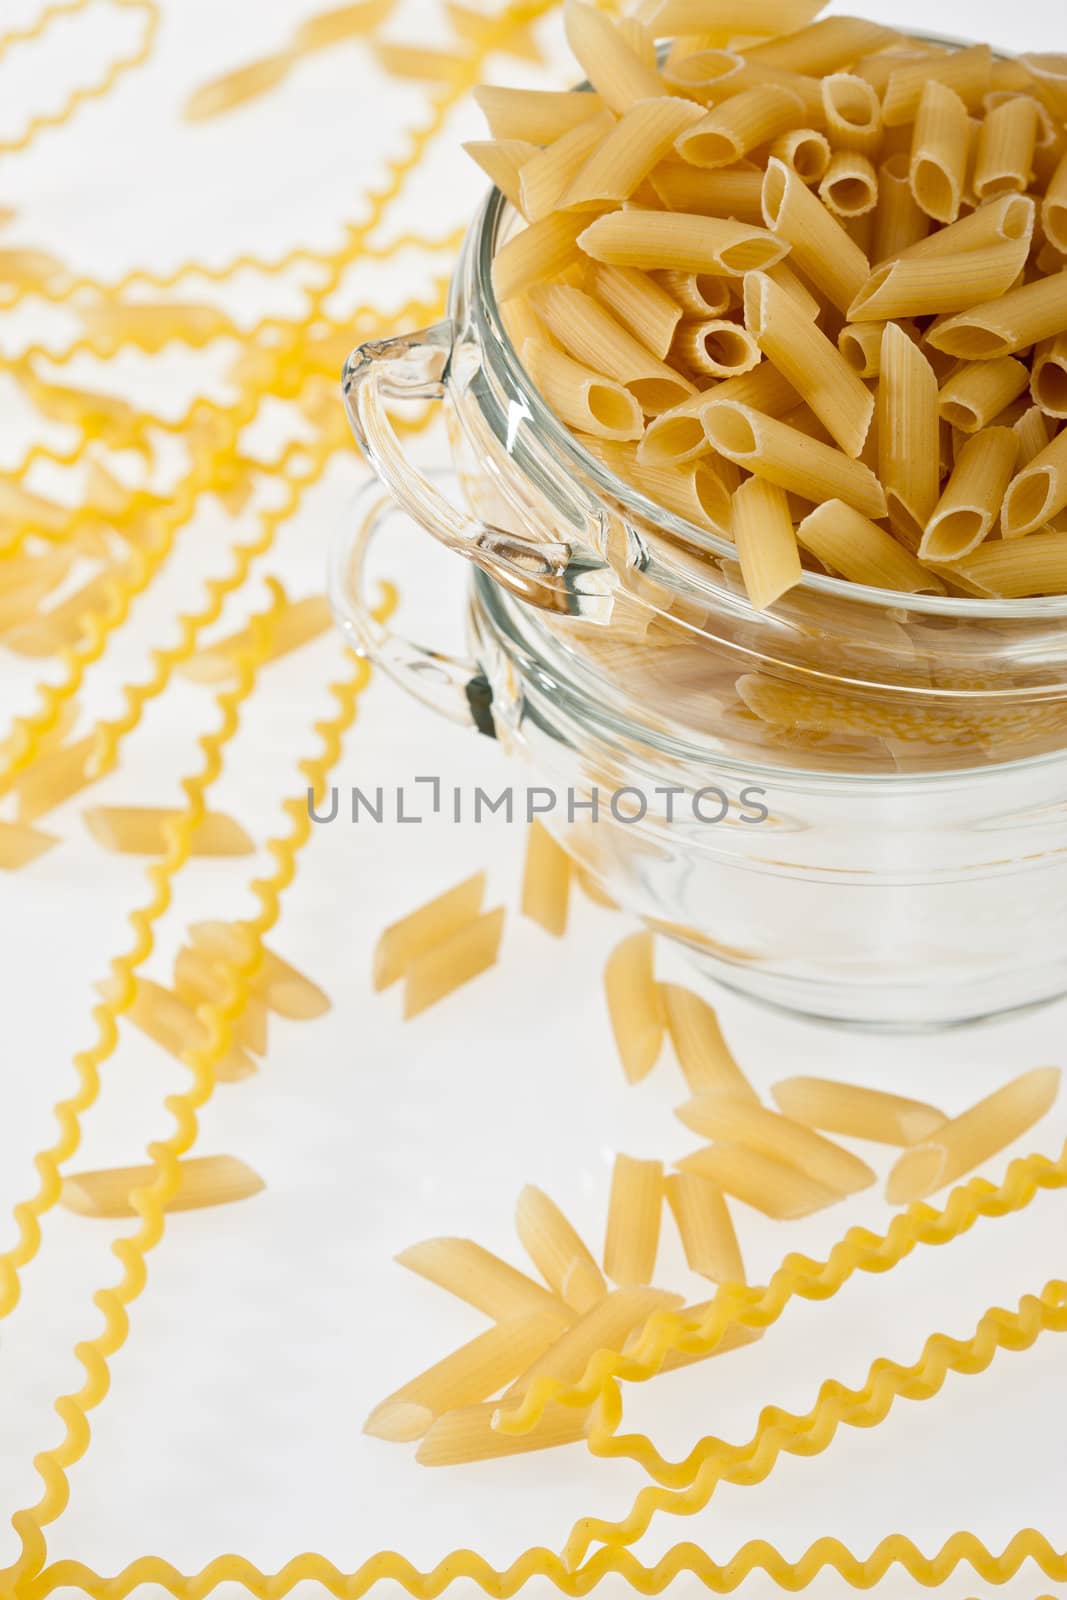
1,0 -> 1066,1594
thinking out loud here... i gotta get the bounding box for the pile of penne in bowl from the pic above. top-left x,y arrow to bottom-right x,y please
467,0 -> 1067,608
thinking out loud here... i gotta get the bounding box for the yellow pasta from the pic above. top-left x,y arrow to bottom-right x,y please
882,43 -> 993,127
524,336 -> 645,437
677,1143 -> 840,1219
746,16 -> 897,77
463,139 -> 539,216
765,259 -> 822,319
871,152 -> 930,262
768,127 -> 832,183
1015,402 -> 1053,467
521,819 -> 571,937
372,872 -> 486,990
838,319 -> 887,379
877,320 -> 941,544
10,735 -> 101,826
562,97 -> 705,209
672,317 -> 760,377
974,93 -> 1039,199
1031,333 -> 1067,419
97,973 -> 255,1081
660,983 -> 757,1099
920,427 -> 1019,562
604,929 -> 664,1083
648,163 -> 766,224
677,1093 -> 877,1195
661,44 -> 744,97
821,71 -> 882,155
761,157 -> 870,313
654,267 -> 733,316
415,1397 -> 589,1464
81,805 -> 254,857
6,564 -> 136,659
730,475 -> 802,610
644,0 -> 827,34
60,1155 -> 265,1218
0,819 -> 59,871
887,1067 -> 1061,1204
515,1186 -> 606,1312
396,1236 -> 574,1322
178,594 -> 332,683
927,268 -> 1067,360
531,283 -> 697,411
639,362 -> 797,464
953,528 -> 1067,596
493,211 -> 587,302
190,922 -> 330,1018
519,114 -> 616,222
1043,147 -> 1067,253
403,904 -> 505,1018
746,270 -> 873,457
849,238 -> 1029,322
702,401 -> 888,519
578,208 -> 787,274
603,1152 -> 664,1285
939,355 -> 1031,433
473,85 -> 608,144
1001,425 -> 1067,539
797,498 -> 940,592
581,436 -> 732,532
500,1286 -> 681,1404
664,1170 -> 745,1283
588,263 -> 684,360
173,945 -> 268,1056
564,0 -> 665,113
675,84 -> 804,169
891,191 -> 1034,263
818,149 -> 878,217
772,1075 -> 947,1147
909,79 -> 971,224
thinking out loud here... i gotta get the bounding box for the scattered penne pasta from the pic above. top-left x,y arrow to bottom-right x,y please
60,1155 -> 265,1217
396,1236 -> 574,1322
521,821 -> 571,937
415,1396 -> 589,1464
677,1143 -> 841,1219
98,974 -> 257,1082
730,474 -> 802,609
82,805 -> 254,857
920,427 -> 1019,562
403,905 -> 506,1018
373,873 -> 487,989
660,983 -> 758,1099
677,1093 -> 877,1196
190,922 -> 331,1018
772,1076 -> 947,1147
516,1186 -> 606,1311
178,594 -> 332,683
603,1152 -> 663,1285
499,1285 -> 681,1398
664,1170 -> 745,1283
604,930 -> 664,1083
173,946 -> 269,1056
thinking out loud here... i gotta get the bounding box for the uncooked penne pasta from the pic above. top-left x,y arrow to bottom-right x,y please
178,595 -> 332,682
501,1286 -> 681,1400
562,98 -> 705,210
927,269 -> 1067,361
798,499 -> 940,592
396,1237 -> 574,1322
364,1310 -> 567,1442
0,819 -> 59,870
849,238 -> 1028,322
838,320 -> 886,379
660,983 -> 757,1099
82,805 -> 253,857
769,127 -> 831,183
521,819 -> 570,937
589,263 -> 683,360
516,1186 -> 606,1312
772,1076 -> 947,1147
493,212 -> 587,302
678,1143 -> 840,1219
939,356 -> 1031,433
819,149 -> 878,216
974,94 -> 1039,200
60,1155 -> 265,1218
373,872 -> 486,989
675,85 -> 804,169
661,45 -> 743,97
1043,148 -> 1067,253
677,1093 -> 876,1195
403,905 -> 505,1018
638,362 -> 797,464
603,1153 -> 663,1285
702,401 -> 888,519
672,317 -> 761,377
473,85 -> 607,144
649,1312 -> 764,1373
664,1170 -> 745,1283
920,427 -> 1019,562
891,192 -> 1034,263
5,565 -> 133,659
12,736 -> 103,825
463,139 -> 538,215
730,476 -> 802,610
173,945 -> 268,1056
746,271 -> 873,457
98,974 -> 256,1082
564,0 -> 665,113
604,930 -> 664,1083
872,152 -> 929,262
953,528 -> 1067,596
765,259 -> 821,319
909,79 -> 971,224
578,209 -> 787,274
821,71 -> 882,155
1031,334 -> 1067,419
582,436 -> 732,532
882,43 -> 993,127
761,158 -> 870,313
416,1398 -> 588,1464
877,320 -> 940,544
655,267 -> 733,316
645,0 -> 826,34
531,283 -> 697,411
190,921 -> 330,1018
1001,425 -> 1067,539
886,1067 -> 1061,1204
519,114 -> 616,222
523,336 -> 644,438
648,164 -> 766,224
1015,403 -> 1053,467
746,17 -> 897,77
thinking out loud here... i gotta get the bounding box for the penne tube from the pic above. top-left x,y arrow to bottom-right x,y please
371,43 -> 470,80
581,436 -> 732,532
952,529 -> 1067,596
578,208 -> 787,274
655,266 -> 733,316
12,735 -> 104,825
524,336 -> 644,437
516,1186 -> 606,1311
909,79 -> 971,224
920,427 -> 1019,562
493,212 -> 587,302
590,263 -> 684,358
531,283 -> 696,411
1001,425 -> 1067,538
694,60 -> 826,125
500,1286 -> 681,1400
638,361 -> 798,463
730,475 -> 802,609
797,499 -> 942,592
615,13 -> 658,68
672,317 -> 761,377
660,983 -> 757,1098
416,1398 -> 588,1464
605,930 -> 664,1083
678,1092 -> 876,1195
4,565 -> 134,660
822,71 -> 882,156
98,974 -> 256,1082
769,127 -> 831,184
648,163 -> 766,224
926,269 -> 1067,361
664,1171 -> 745,1283
939,356 -> 1031,433
773,1076 -> 947,1147
472,85 -> 607,144
564,0 -> 665,113
190,922 -> 330,1018
677,1143 -> 840,1219
675,84 -> 804,168
396,1237 -> 574,1322
745,270 -> 873,456
521,819 -> 570,937
838,320 -> 888,379
364,1311 -> 568,1442
1043,148 -> 1067,254
745,17 -> 898,77
463,139 -> 539,216
519,114 -> 616,222
889,192 -> 1034,263
60,1155 -> 265,1218
877,321 -> 941,544
765,260 -> 821,319
848,238 -> 1029,321
974,93 -> 1039,200
173,945 -> 268,1056
1031,333 -> 1067,419
887,1067 -> 1061,1205
562,98 -> 705,209
1015,403 -> 1053,467
603,1152 -> 664,1285
373,872 -> 486,989
0,819 -> 59,871
872,152 -> 929,262
702,400 -> 887,519
882,43 -> 993,127
761,157 -> 870,313
644,0 -> 827,33
818,149 -> 878,217
82,805 -> 253,857
403,905 -> 505,1018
